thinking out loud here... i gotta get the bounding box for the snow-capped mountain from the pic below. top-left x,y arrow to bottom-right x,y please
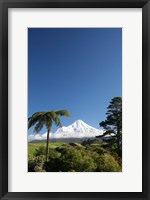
53,120 -> 103,138
28,120 -> 103,141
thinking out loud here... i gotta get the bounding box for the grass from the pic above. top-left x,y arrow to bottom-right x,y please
28,141 -> 114,156
28,142 -> 85,156
28,142 -> 64,156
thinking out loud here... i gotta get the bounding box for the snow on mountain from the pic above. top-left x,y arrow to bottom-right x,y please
53,120 -> 103,138
28,120 -> 103,141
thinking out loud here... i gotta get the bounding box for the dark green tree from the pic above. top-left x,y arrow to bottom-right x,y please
99,97 -> 122,157
28,110 -> 70,161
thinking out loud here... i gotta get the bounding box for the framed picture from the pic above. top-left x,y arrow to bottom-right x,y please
0,0 -> 150,199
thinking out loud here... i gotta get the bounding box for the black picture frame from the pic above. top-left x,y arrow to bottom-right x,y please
0,0 -> 150,199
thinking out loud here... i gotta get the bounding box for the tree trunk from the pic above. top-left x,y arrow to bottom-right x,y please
46,129 -> 50,161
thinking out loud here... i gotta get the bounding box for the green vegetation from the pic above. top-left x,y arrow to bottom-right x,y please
28,110 -> 70,161
28,140 -> 122,172
28,96 -> 122,172
99,97 -> 122,157
28,142 -> 64,156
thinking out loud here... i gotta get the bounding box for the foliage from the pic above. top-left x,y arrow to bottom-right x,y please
94,153 -> 121,172
45,148 -> 61,172
99,97 -> 122,157
82,139 -> 100,146
28,109 -> 70,160
34,145 -> 47,156
28,155 -> 45,172
28,142 -> 122,172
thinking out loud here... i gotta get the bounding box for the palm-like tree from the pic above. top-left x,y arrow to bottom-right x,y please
28,110 -> 70,160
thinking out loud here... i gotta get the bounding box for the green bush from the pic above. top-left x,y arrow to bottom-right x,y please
82,139 -> 99,146
28,142 -> 122,172
28,155 -> 36,172
57,146 -> 84,172
95,153 -> 121,172
45,146 -> 97,172
28,154 -> 45,172
45,148 -> 61,172
34,145 -> 46,156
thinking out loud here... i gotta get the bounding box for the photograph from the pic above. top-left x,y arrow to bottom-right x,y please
1,0 -> 149,198
28,28 -> 122,172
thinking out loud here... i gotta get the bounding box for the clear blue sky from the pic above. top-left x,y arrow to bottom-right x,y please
28,28 -> 122,134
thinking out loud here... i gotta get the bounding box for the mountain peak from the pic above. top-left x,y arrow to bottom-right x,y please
75,119 -> 83,123
28,120 -> 103,141
54,119 -> 103,138
73,119 -> 85,126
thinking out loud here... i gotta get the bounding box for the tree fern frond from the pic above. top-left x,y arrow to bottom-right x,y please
28,112 -> 46,129
28,115 -> 40,129
56,110 -> 70,117
53,116 -> 62,127
34,120 -> 44,133
49,110 -> 57,119
45,117 -> 52,131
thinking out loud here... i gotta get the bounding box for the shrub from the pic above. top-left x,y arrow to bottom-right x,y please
57,146 -> 83,172
28,155 -> 45,172
82,139 -> 99,146
28,142 -> 121,172
95,153 -> 121,172
46,146 -> 97,172
28,155 -> 36,172
45,148 -> 61,172
34,145 -> 46,156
